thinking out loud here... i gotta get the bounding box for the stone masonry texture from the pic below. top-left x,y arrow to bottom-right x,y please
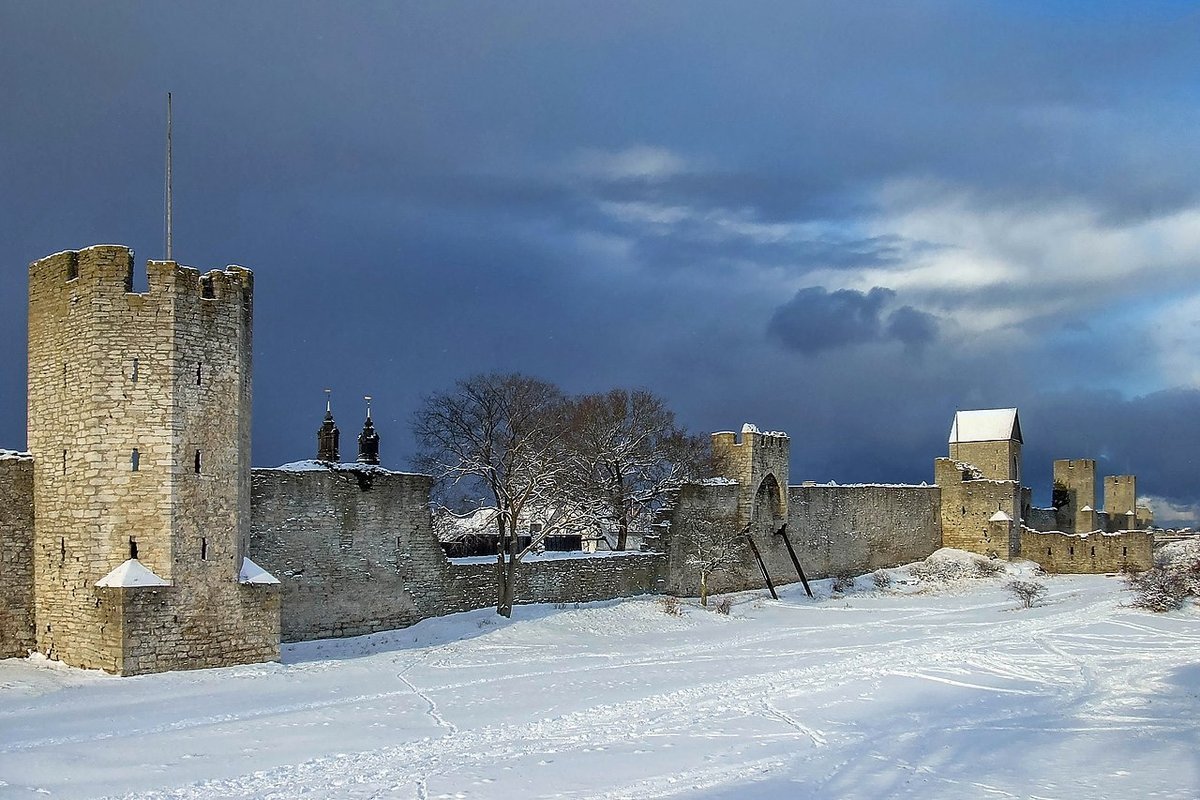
0,455 -> 35,658
26,246 -> 278,675
250,466 -> 665,642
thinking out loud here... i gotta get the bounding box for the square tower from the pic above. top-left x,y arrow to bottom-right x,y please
27,246 -> 279,675
1052,459 -> 1097,534
947,408 -> 1023,482
710,424 -> 789,533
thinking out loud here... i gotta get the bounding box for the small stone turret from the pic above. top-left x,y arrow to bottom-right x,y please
357,396 -> 380,465
316,390 -> 340,462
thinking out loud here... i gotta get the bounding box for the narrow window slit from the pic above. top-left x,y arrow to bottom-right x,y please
129,538 -> 138,560
194,449 -> 202,474
201,537 -> 208,560
201,277 -> 215,299
131,357 -> 139,382
196,363 -> 203,386
62,450 -> 67,475
131,448 -> 140,471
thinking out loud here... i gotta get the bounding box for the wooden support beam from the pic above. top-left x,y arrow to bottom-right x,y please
776,524 -> 813,598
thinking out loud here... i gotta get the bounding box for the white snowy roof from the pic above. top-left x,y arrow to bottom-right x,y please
239,557 -> 280,585
949,408 -> 1022,444
989,510 -> 1012,522
95,559 -> 170,588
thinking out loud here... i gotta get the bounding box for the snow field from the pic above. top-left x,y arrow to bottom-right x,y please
1,553 -> 1198,799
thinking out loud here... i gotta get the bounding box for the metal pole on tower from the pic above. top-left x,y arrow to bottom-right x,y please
165,92 -> 173,261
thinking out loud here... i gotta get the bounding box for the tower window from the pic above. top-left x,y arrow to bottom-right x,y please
129,538 -> 138,560
131,448 -> 140,471
1047,547 -> 1052,556
131,357 -> 139,382
62,450 -> 67,475
66,254 -> 79,281
1069,546 -> 1074,556
62,362 -> 67,389
1123,547 -> 1128,557
196,363 -> 203,386
201,537 -> 208,560
1091,546 -> 1095,557
194,449 -> 202,474
60,537 -> 65,562
201,277 -> 215,299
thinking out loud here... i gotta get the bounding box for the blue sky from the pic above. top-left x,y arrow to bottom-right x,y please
3,1 -> 1199,521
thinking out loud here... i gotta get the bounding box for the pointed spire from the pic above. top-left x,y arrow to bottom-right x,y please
317,388 -> 340,462
357,395 -> 380,465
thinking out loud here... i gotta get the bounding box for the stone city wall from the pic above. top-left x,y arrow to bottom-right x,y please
249,467 -> 664,642
1018,528 -> 1153,574
0,454 -> 35,658
935,458 -> 1022,558
660,481 -> 942,596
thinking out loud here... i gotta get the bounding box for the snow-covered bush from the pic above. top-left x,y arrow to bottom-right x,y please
871,569 -> 893,589
974,558 -> 1005,578
1005,580 -> 1047,609
831,573 -> 855,594
713,596 -> 733,615
912,548 -> 1004,583
1126,541 -> 1200,612
657,595 -> 683,616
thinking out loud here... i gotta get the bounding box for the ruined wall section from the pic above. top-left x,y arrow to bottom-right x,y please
250,467 -> 665,642
27,246 -> 277,674
1019,528 -> 1152,573
0,454 -> 35,658
935,458 -> 1021,558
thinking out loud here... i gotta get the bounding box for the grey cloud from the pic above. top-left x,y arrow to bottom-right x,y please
767,287 -> 939,355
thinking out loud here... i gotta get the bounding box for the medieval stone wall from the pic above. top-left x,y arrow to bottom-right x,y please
935,458 -> 1022,558
0,454 -> 35,658
948,440 -> 1020,482
250,467 -> 665,642
660,481 -> 941,596
1018,528 -> 1153,573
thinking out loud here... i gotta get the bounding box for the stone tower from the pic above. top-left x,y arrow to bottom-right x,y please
1104,475 -> 1137,529
710,424 -> 789,532
947,408 -> 1022,482
27,245 -> 279,675
317,392 -> 340,462
1052,459 -> 1096,533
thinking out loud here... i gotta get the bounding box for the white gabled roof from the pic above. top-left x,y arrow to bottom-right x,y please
989,510 -> 1012,522
949,408 -> 1022,444
95,559 -> 170,588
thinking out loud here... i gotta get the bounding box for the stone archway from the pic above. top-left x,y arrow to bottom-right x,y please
751,473 -> 785,533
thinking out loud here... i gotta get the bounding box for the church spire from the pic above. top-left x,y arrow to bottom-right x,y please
317,388 -> 340,462
357,395 -> 380,465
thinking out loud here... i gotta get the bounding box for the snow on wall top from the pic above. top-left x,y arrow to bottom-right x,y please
949,408 -> 1022,444
0,449 -> 32,461
95,559 -> 170,588
264,460 -> 422,477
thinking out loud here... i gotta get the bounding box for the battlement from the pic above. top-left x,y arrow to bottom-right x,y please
29,246 -> 252,309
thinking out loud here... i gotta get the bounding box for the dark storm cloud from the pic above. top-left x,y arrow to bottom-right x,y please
767,287 -> 939,355
2,2 -> 1199,523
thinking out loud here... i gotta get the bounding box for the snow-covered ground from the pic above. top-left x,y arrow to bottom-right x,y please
2,556 -> 1198,799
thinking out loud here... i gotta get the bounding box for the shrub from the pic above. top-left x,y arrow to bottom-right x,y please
831,573 -> 855,594
657,595 -> 683,616
871,569 -> 893,590
713,596 -> 733,615
974,558 -> 1006,578
1005,580 -> 1047,609
1126,541 -> 1200,612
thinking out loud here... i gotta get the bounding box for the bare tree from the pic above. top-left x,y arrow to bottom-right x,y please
564,388 -> 709,551
678,514 -> 746,606
413,373 -> 573,617
1005,579 -> 1048,609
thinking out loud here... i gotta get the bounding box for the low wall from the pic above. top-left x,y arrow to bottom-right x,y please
0,454 -> 35,658
1018,528 -> 1153,573
250,466 -> 665,642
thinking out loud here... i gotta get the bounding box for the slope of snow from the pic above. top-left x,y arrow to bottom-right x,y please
238,557 -> 279,585
1,568 -> 1197,799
